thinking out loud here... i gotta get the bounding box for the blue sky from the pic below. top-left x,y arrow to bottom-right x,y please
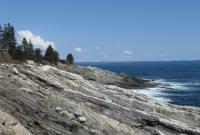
0,0 -> 200,62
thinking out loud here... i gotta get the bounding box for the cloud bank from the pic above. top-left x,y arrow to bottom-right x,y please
17,30 -> 55,49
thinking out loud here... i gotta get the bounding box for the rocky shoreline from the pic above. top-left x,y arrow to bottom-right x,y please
0,63 -> 199,135
57,63 -> 155,89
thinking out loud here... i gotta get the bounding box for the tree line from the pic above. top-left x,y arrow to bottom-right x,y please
0,23 -> 74,65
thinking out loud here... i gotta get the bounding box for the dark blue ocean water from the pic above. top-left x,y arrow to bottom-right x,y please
79,61 -> 200,107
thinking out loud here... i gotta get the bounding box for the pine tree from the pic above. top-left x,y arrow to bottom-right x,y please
8,26 -> 17,58
1,23 -> 11,49
0,24 -> 2,49
1,23 -> 17,57
34,48 -> 43,63
27,40 -> 35,60
14,45 -> 24,61
53,51 -> 59,65
8,42 -> 16,58
0,24 -> 2,37
66,53 -> 74,65
44,45 -> 59,65
21,38 -> 29,58
44,45 -> 54,63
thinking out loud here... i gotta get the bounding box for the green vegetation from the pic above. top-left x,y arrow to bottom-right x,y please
0,23 -> 74,65
66,53 -> 74,65
34,48 -> 43,63
44,45 -> 59,65
0,23 -> 16,57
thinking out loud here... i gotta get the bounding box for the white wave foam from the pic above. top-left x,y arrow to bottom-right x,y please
133,87 -> 172,102
133,79 -> 191,103
154,79 -> 189,90
154,97 -> 172,102
182,81 -> 200,86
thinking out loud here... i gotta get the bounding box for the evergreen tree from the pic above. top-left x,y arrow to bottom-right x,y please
8,26 -> 17,58
1,23 -> 17,57
0,24 -> 2,48
66,53 -> 74,65
14,45 -> 24,61
21,38 -> 28,52
34,48 -> 43,63
44,45 -> 54,63
44,45 -> 59,65
8,26 -> 16,57
8,41 -> 16,58
21,38 -> 29,59
0,23 -> 61,63
53,51 -> 59,65
1,23 -> 11,49
0,24 -> 2,38
27,40 -> 35,60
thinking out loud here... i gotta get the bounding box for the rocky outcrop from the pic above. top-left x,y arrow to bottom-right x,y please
0,63 -> 199,135
0,110 -> 32,135
57,63 -> 154,89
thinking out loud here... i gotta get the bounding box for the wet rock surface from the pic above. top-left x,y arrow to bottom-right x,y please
0,63 -> 199,135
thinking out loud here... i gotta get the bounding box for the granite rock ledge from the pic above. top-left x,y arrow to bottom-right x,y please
0,63 -> 199,135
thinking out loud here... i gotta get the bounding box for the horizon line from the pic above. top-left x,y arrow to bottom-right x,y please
76,59 -> 200,63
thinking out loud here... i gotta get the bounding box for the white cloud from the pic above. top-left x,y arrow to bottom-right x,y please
17,30 -> 55,49
95,46 -> 101,50
123,50 -> 133,55
74,47 -> 86,52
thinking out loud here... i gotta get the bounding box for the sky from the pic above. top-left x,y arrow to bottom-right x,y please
0,0 -> 200,62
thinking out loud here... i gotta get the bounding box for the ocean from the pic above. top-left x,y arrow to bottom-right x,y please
79,61 -> 200,107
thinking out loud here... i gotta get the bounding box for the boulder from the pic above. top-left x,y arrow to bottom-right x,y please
77,116 -> 86,123
72,108 -> 83,117
26,60 -> 35,65
55,107 -> 62,113
60,111 -> 75,119
12,67 -> 19,75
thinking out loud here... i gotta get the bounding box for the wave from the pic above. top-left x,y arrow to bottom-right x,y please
181,81 -> 200,86
133,79 -> 196,103
153,79 -> 190,90
133,87 -> 172,102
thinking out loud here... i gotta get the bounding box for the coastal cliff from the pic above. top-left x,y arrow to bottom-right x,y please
0,63 -> 199,135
